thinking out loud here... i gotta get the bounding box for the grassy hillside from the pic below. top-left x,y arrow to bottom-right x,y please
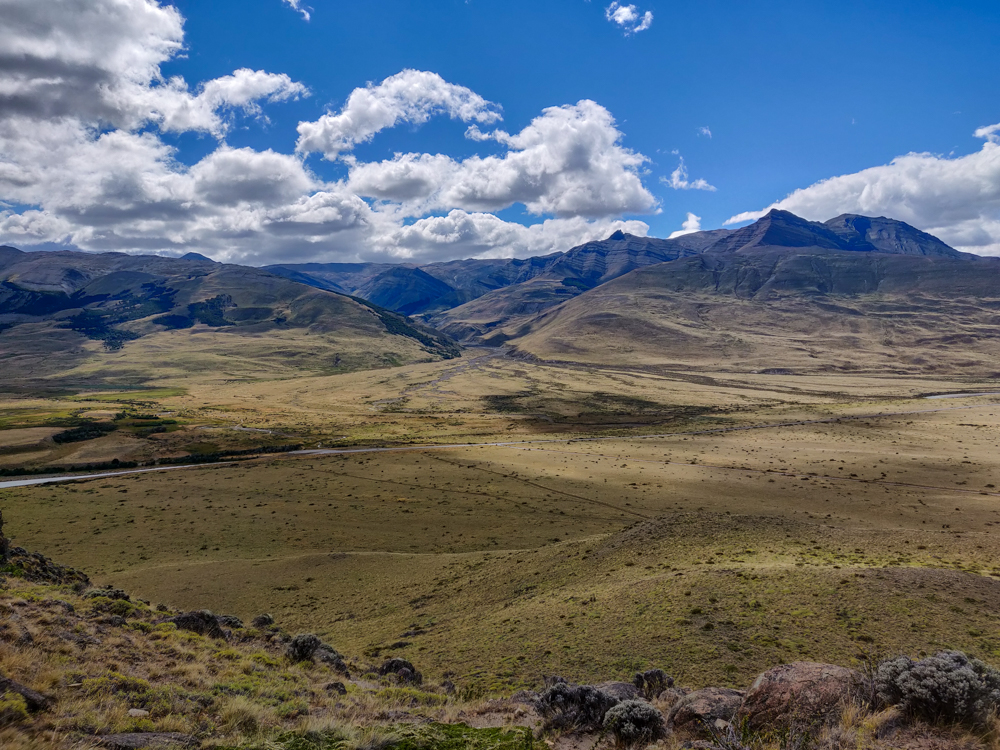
507,250 -> 1000,375
0,248 -> 459,388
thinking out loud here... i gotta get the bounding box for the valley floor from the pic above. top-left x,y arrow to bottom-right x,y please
4,351 -> 1000,693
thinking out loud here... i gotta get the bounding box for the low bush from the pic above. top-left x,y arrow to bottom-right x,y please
379,658 -> 422,685
0,693 -> 28,728
219,693 -> 274,734
287,634 -> 322,663
536,682 -> 619,733
633,669 -> 673,700
875,650 -> 1000,726
603,700 -> 667,749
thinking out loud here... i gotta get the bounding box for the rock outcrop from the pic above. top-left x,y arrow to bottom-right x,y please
737,661 -> 859,730
667,687 -> 745,735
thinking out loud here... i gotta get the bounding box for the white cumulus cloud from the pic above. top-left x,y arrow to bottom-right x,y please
668,212 -> 702,238
698,126 -> 712,138
605,2 -> 654,34
372,211 -> 650,260
347,100 -> 657,218
975,122 -> 1000,143
0,1 -> 661,265
296,70 -> 502,158
725,127 -> 1000,255
662,157 -> 716,191
0,0 -> 307,137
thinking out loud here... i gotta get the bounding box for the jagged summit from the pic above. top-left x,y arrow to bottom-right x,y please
607,230 -> 629,241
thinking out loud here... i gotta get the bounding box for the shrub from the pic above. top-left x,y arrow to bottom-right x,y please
875,651 -> 1000,726
633,669 -> 673,700
378,658 -> 422,685
287,634 -> 322,663
219,694 -> 273,734
536,682 -> 620,732
603,700 -> 667,749
0,693 -> 28,728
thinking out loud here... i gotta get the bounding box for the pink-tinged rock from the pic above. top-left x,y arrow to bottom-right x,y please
667,687 -> 745,735
737,662 -> 859,731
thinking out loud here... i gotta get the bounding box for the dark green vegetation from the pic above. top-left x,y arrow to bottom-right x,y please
51,421 -> 119,444
350,296 -> 461,359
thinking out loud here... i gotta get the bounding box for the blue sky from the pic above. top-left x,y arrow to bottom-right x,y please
1,0 -> 998,262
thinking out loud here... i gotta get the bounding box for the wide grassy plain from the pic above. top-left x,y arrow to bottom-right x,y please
4,350 -> 1000,693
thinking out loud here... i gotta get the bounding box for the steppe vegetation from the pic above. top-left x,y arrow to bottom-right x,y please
5,349 -> 1000,748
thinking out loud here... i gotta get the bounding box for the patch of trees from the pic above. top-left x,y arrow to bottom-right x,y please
153,294 -> 236,330
51,422 -> 119,444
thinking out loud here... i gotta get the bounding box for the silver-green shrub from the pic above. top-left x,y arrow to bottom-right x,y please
536,682 -> 619,732
875,651 -> 1000,726
603,699 -> 667,749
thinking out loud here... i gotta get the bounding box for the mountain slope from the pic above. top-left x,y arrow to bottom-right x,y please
0,247 -> 458,386
708,209 -> 967,258
824,214 -> 964,257
424,232 -> 725,340
426,212 -> 969,342
355,266 -> 458,316
505,215 -> 1000,375
267,229 -> 727,319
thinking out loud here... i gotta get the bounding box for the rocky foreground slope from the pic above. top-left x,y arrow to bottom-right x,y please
2,537 -> 999,750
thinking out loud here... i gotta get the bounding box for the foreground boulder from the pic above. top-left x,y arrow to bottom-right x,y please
737,662 -> 858,730
667,687 -> 744,735
634,668 -> 673,700
595,681 -> 642,700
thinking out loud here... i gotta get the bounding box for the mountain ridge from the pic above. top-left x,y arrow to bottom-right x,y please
0,247 -> 459,386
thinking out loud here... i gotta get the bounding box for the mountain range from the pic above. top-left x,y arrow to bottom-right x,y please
3,209 -> 999,382
266,211 -> 973,343
0,246 -> 457,386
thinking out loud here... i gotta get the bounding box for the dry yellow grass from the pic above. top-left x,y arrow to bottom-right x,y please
5,354 -> 1000,694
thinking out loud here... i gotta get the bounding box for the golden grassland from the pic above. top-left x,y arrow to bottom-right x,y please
4,352 -> 1000,698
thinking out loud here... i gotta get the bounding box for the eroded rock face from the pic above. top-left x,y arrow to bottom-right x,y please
737,662 -> 859,731
667,687 -> 744,735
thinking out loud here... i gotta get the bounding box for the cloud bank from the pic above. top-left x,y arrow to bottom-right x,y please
0,0 -> 658,265
726,129 -> 1000,255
